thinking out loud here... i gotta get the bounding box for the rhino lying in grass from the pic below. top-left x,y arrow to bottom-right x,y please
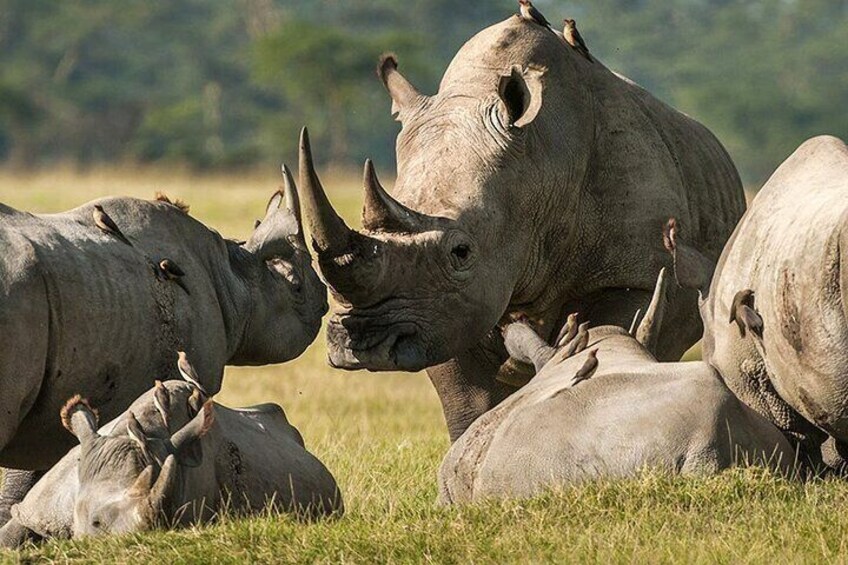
1,380 -> 341,545
0,170 -> 327,532
297,14 -> 746,441
439,271 -> 795,503
696,136 -> 848,471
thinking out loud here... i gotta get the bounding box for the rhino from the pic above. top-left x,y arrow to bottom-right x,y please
695,136 -> 848,471
295,15 -> 746,440
1,380 -> 341,544
0,169 -> 327,533
438,271 -> 796,503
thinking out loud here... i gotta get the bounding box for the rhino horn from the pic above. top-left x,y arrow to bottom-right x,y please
362,159 -> 430,233
298,127 -> 356,255
147,454 -> 178,521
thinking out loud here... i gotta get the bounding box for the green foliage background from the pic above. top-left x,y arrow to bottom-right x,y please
0,0 -> 846,185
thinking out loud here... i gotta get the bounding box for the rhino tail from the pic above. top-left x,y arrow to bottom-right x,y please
663,218 -> 715,297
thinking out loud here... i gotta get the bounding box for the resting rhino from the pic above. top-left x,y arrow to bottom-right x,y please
438,272 -> 795,503
296,15 -> 745,440
2,381 -> 341,544
697,136 -> 848,470
0,170 -> 327,530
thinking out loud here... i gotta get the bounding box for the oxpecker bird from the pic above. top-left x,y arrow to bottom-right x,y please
159,259 -> 190,295
177,351 -> 209,396
663,218 -> 678,254
518,0 -> 553,31
730,289 -> 763,338
153,380 -> 171,429
125,412 -> 146,446
561,322 -> 591,358
571,348 -> 599,386
563,18 -> 593,62
555,312 -> 579,347
92,204 -> 132,246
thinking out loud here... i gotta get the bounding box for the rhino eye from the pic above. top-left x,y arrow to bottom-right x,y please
91,518 -> 102,530
450,244 -> 472,270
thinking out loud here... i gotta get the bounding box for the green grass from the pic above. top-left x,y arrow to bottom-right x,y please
1,168 -> 846,563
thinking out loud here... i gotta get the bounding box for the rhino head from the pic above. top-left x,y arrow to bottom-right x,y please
61,393 -> 212,536
298,16 -> 731,373
232,166 -> 328,364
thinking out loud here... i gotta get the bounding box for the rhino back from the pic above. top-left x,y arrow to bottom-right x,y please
440,330 -> 792,503
706,136 -> 848,441
208,404 -> 342,516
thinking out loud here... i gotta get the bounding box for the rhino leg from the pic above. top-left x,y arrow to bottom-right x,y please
428,333 -> 519,442
0,469 -> 43,527
0,517 -> 40,549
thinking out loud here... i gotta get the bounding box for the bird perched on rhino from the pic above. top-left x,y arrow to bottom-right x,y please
571,348 -> 598,386
555,312 -> 579,347
153,380 -> 171,429
730,289 -> 764,339
518,0 -> 553,31
177,351 -> 209,396
158,258 -> 190,295
92,204 -> 133,246
563,18 -> 593,62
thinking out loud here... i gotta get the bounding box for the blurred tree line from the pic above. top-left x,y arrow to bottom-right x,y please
0,0 -> 845,185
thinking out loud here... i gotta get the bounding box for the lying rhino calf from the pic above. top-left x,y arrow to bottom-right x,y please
439,274 -> 795,504
3,381 -> 341,544
699,136 -> 848,470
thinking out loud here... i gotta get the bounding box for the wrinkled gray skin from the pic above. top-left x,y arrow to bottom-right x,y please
700,136 -> 848,471
2,382 -> 341,545
439,273 -> 795,503
0,173 -> 327,529
297,16 -> 745,441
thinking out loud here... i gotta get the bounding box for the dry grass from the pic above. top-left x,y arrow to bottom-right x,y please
1,167 -> 843,564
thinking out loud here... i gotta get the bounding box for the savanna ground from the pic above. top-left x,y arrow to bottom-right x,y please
2,168 -> 848,564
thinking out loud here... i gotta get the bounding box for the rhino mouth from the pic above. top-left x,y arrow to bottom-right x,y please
326,313 -> 428,371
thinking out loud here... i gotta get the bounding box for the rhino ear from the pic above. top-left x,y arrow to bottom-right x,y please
168,400 -> 214,467
60,395 -> 99,444
498,66 -> 543,129
377,53 -> 425,119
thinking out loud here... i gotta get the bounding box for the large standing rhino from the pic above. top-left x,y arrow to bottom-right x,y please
439,272 -> 795,503
698,136 -> 848,469
3,381 -> 341,544
0,170 -> 327,527
296,15 -> 745,440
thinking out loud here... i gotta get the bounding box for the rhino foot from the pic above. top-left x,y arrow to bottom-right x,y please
0,517 -> 40,549
0,469 -> 43,528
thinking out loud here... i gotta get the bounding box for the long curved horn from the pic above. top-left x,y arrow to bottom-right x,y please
362,159 -> 430,233
298,127 -> 355,254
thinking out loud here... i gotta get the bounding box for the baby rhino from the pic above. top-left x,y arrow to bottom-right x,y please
5,381 -> 341,543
